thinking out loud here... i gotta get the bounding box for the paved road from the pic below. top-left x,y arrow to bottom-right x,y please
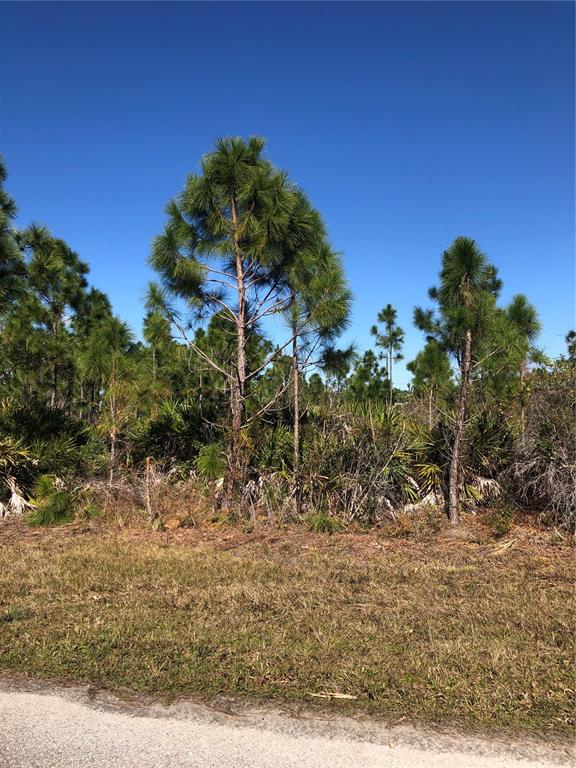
0,684 -> 571,768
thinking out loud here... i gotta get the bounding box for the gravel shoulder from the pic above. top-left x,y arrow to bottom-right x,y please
0,680 -> 572,768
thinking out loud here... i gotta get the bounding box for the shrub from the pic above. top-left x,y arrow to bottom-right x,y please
0,399 -> 88,485
27,474 -> 75,527
300,403 -> 433,523
129,399 -> 210,464
254,425 -> 293,473
307,511 -> 344,534
488,501 -> 516,538
195,443 -> 226,482
507,361 -> 576,531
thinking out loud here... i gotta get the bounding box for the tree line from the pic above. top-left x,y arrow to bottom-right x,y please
0,139 -> 574,530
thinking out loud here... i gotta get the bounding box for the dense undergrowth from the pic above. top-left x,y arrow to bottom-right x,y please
0,143 -> 574,532
0,361 -> 574,534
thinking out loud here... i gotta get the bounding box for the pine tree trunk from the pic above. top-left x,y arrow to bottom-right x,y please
50,361 -> 57,407
145,456 -> 156,524
448,328 -> 472,525
388,347 -> 393,407
78,380 -> 84,421
292,320 -> 301,516
428,385 -> 433,431
50,315 -> 59,408
226,198 -> 247,504
108,363 -> 117,487
520,361 -> 526,442
109,426 -> 116,486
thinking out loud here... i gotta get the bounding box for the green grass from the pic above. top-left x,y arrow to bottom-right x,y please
0,523 -> 573,735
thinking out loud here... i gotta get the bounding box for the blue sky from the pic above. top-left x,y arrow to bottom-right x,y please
1,1 -> 574,385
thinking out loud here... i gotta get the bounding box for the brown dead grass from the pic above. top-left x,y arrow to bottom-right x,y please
0,516 -> 573,736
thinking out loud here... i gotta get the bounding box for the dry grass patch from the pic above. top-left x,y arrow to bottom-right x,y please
0,521 -> 573,735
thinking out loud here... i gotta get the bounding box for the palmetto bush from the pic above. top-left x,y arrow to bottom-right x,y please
27,474 -> 75,527
0,398 -> 88,490
0,436 -> 32,517
254,424 -> 293,474
299,401 -> 441,523
129,399 -> 211,464
0,436 -> 29,479
507,361 -> 576,531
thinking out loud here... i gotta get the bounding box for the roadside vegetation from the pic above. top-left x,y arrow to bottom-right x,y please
0,140 -> 574,532
0,519 -> 573,734
0,139 -> 574,734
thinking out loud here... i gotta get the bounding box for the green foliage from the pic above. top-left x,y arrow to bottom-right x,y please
28,475 -> 74,527
0,399 -> 87,447
131,399 -> 208,463
255,425 -> 293,473
508,360 -> 576,530
0,157 -> 25,313
0,399 -> 88,484
0,436 -> 29,477
407,340 -> 453,398
488,501 -> 516,538
566,330 -> 576,362
195,443 -> 226,482
415,462 -> 443,496
465,409 -> 516,477
29,475 -> 102,526
345,350 -> 388,402
0,147 -> 567,534
415,237 -> 502,362
299,403 -> 435,523
307,511 -> 344,534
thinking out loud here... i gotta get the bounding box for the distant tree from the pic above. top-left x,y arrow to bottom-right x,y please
81,316 -> 135,484
284,200 -> 351,511
346,350 -> 389,402
415,237 -> 501,524
143,310 -> 172,385
506,294 -> 541,439
16,226 -> 89,407
322,346 -> 355,395
0,157 -> 25,316
306,372 -> 326,405
73,288 -> 113,420
407,340 -> 453,429
371,304 -> 404,406
141,307 -> 184,414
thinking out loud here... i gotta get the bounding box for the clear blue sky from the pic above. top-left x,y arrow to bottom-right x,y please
1,1 -> 574,385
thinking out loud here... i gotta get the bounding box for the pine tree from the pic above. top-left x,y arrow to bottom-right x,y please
150,137 -> 346,501
371,304 -> 404,406
407,340 -> 453,429
346,350 -> 389,402
282,193 -> 351,512
15,226 -> 89,407
414,237 -> 501,524
81,316 -> 135,484
506,294 -> 541,440
0,157 -> 25,316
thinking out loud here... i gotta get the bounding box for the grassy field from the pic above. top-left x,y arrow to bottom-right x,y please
0,519 -> 573,735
